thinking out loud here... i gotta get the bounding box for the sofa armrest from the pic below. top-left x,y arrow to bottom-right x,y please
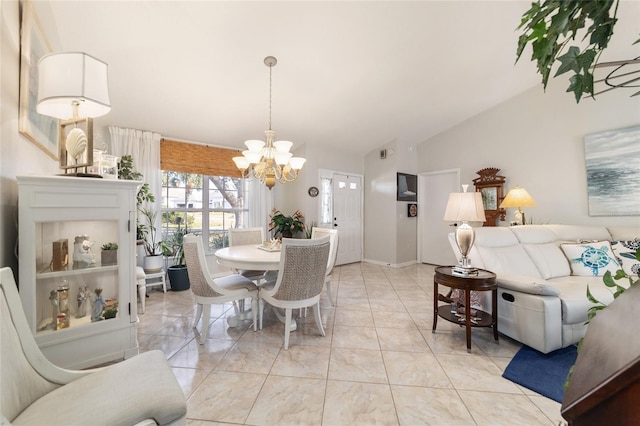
497,274 -> 560,297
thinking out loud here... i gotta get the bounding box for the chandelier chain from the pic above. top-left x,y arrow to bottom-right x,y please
268,62 -> 272,131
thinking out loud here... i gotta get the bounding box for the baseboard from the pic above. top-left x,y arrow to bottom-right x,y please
362,258 -> 418,268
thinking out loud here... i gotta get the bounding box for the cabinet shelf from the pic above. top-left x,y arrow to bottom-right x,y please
37,264 -> 118,279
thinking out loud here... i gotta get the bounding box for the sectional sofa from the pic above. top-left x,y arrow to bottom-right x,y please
448,224 -> 639,353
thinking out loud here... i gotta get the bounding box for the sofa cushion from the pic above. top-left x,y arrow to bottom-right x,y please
497,274 -> 560,296
523,243 -> 571,279
546,224 -> 612,242
511,225 -> 558,244
477,244 -> 542,278
611,239 -> 640,276
560,241 -> 621,277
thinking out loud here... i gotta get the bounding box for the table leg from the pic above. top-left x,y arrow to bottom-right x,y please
432,277 -> 438,333
465,287 -> 472,351
492,288 -> 499,342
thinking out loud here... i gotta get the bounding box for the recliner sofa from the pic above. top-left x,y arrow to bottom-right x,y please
448,224 -> 639,353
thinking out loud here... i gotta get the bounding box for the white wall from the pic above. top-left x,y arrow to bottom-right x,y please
417,78 -> 640,232
1,0 -> 60,274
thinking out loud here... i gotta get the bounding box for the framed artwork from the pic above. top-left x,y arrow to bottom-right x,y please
397,173 -> 417,202
585,125 -> 640,216
407,203 -> 418,217
19,1 -> 58,160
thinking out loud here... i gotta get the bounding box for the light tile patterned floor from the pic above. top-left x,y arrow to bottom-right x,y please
138,262 -> 564,425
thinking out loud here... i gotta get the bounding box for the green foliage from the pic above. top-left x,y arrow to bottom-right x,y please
118,154 -> 156,239
139,208 -> 171,256
516,0 -> 621,102
585,248 -> 638,323
269,209 -> 305,238
101,242 -> 118,251
210,232 -> 229,249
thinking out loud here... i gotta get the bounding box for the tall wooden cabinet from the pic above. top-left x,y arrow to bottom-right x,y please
18,176 -> 141,369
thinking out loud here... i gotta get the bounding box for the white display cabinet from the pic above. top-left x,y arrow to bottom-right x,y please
18,175 -> 141,369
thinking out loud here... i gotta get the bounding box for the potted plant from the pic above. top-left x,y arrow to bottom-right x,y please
166,218 -> 190,291
139,207 -> 170,272
269,209 -> 305,239
100,242 -> 118,266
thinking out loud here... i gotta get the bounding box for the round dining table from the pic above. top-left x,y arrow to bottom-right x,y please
215,244 -> 281,271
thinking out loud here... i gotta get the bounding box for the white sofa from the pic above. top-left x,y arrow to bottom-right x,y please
448,224 -> 639,354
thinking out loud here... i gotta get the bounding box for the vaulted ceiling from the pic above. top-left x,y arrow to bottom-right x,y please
44,1 -> 640,156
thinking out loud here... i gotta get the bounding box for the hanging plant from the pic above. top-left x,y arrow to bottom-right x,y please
515,0 -> 635,102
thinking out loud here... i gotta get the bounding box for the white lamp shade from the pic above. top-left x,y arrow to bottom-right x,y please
443,191 -> 486,222
37,52 -> 111,119
288,157 -> 306,170
274,151 -> 292,166
242,150 -> 262,164
232,156 -> 250,170
273,140 -> 293,153
244,139 -> 265,152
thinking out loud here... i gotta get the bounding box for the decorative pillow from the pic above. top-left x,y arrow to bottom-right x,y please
560,241 -> 621,277
610,239 -> 640,276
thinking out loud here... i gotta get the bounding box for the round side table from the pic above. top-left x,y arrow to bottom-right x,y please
432,266 -> 497,351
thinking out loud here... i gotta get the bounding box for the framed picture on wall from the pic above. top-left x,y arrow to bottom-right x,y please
19,1 -> 59,160
397,173 -> 417,202
585,125 -> 640,216
407,203 -> 418,217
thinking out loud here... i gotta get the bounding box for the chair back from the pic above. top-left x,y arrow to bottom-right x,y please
311,228 -> 339,276
1,267 -> 59,422
270,237 -> 330,301
229,227 -> 264,246
183,234 -> 224,298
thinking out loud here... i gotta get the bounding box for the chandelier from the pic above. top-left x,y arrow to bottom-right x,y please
232,56 -> 306,190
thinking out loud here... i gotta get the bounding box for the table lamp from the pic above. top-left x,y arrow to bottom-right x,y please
499,185 -> 536,225
443,185 -> 486,276
37,52 -> 111,176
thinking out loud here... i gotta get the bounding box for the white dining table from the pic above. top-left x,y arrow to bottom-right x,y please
215,244 -> 297,330
215,244 -> 281,272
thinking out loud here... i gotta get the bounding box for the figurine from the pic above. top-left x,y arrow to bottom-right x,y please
91,288 -> 105,322
76,286 -> 89,318
39,290 -> 58,331
73,234 -> 96,268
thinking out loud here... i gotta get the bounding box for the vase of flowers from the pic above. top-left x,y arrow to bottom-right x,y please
269,209 -> 305,239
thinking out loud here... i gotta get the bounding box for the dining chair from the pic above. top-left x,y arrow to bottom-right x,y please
258,237 -> 330,349
311,227 -> 339,306
183,234 -> 259,343
228,227 -> 267,283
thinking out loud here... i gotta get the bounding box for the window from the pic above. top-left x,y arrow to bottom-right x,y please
161,172 -> 250,252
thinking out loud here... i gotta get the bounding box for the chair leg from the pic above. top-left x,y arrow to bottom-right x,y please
284,308 -> 292,350
199,304 -> 211,345
251,297 -> 258,332
194,303 -> 203,328
313,302 -> 326,337
258,299 -> 264,330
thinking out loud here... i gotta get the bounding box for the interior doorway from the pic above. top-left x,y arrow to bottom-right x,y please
418,169 -> 460,265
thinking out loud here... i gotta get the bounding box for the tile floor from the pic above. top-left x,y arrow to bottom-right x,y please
137,262 -> 564,426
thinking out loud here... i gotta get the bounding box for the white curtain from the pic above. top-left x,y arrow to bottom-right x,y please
108,126 -> 162,243
247,179 -> 273,239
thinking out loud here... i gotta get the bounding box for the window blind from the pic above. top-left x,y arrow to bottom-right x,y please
160,138 -> 243,178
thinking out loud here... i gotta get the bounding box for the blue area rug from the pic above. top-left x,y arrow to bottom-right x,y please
502,345 -> 577,403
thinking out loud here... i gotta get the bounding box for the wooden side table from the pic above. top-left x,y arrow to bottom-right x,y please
432,266 -> 497,351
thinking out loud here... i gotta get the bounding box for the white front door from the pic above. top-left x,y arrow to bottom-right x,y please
418,169 -> 460,265
333,173 -> 362,265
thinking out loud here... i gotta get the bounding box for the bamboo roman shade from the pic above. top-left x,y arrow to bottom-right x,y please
160,139 -> 242,178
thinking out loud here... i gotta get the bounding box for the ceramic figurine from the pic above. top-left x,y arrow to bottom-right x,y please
73,235 -> 96,267
39,290 -> 58,331
91,288 -> 105,322
76,286 -> 89,318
